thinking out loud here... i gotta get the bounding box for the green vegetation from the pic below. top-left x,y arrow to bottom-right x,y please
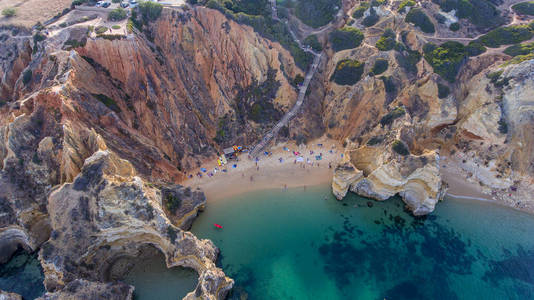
234,69 -> 282,124
405,8 -> 435,33
352,2 -> 369,18
478,24 -> 534,48
380,106 -> 405,126
293,74 -> 305,86
303,34 -> 323,52
423,41 -> 468,83
2,8 -> 16,17
395,48 -> 421,74
376,28 -> 396,51
504,41 -> 534,56
92,93 -> 121,113
466,41 -> 486,56
108,8 -> 128,21
363,7 -> 380,27
512,1 -> 534,15
112,25 -> 121,30
64,38 -> 87,48
371,0 -> 386,7
398,0 -> 415,12
33,33 -> 46,43
331,59 -> 365,85
502,52 -> 534,66
498,117 -> 508,134
165,193 -> 182,213
372,58 -> 388,75
329,27 -> 364,52
392,140 -> 410,155
437,82 -> 450,98
199,0 -> 312,69
95,26 -> 108,34
449,22 -> 460,31
167,226 -> 178,244
367,136 -> 384,146
431,0 -> 504,30
294,0 -> 340,28
380,76 -> 396,93
22,70 -> 32,85
138,1 -> 163,22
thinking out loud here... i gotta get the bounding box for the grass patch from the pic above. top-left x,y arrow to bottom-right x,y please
329,27 -> 364,52
112,25 -> 121,30
405,8 -> 435,33
95,26 -> 108,34
398,0 -> 416,12
423,41 -> 468,83
331,59 -> 365,85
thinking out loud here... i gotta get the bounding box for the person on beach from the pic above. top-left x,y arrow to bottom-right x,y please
250,175 -> 254,182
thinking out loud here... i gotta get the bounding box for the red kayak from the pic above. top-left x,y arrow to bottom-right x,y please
214,223 -> 223,229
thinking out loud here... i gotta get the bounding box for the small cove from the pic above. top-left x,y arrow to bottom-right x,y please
0,249 -> 45,299
191,184 -> 534,300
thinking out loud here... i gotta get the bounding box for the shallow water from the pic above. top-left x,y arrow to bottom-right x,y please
123,251 -> 198,300
0,249 -> 45,299
191,184 -> 534,300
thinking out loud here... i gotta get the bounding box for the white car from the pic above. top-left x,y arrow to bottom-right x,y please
95,1 -> 103,7
129,0 -> 138,8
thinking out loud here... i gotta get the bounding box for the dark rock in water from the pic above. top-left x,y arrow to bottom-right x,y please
374,220 -> 381,224
342,203 -> 348,206
367,201 -> 374,208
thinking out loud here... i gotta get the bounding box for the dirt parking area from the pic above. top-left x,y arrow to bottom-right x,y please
0,0 -> 72,28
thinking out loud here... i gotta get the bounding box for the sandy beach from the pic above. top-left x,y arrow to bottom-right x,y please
184,136 -> 500,209
183,138 -> 344,201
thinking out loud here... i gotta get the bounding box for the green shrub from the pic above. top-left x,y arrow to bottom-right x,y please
372,58 -> 388,75
395,49 -> 421,74
112,25 -> 121,29
380,106 -> 405,126
2,8 -> 16,17
108,8 -> 127,21
138,1 -> 163,22
478,24 -> 534,48
502,52 -> 534,66
371,0 -> 386,7
405,8 -> 435,33
423,41 -> 468,82
449,22 -> 460,31
165,193 -> 182,213
363,7 -> 380,27
92,93 -> 121,113
33,33 -> 46,43
367,136 -> 384,146
432,0 -> 504,31
376,28 -> 396,51
331,59 -> 365,85
437,82 -> 450,98
380,76 -> 396,93
512,1 -> 534,16
71,0 -> 87,7
504,41 -> 534,56
167,226 -> 178,243
353,2 -> 369,18
293,74 -> 305,86
329,27 -> 364,52
294,0 -> 340,28
398,0 -> 415,12
22,70 -> 32,85
466,41 -> 486,56
303,34 -> 323,52
95,26 -> 108,34
112,0 -> 121,2
392,140 -> 410,155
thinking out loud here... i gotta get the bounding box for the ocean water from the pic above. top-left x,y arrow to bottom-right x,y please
191,184 -> 534,300
0,249 -> 45,299
123,251 -> 198,300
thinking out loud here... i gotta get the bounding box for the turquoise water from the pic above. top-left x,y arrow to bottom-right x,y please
191,184 -> 534,300
123,251 -> 198,300
0,249 -> 45,299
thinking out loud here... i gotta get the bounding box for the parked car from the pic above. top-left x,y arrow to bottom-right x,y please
120,2 -> 129,8
129,0 -> 138,8
102,1 -> 111,8
95,1 -> 103,7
